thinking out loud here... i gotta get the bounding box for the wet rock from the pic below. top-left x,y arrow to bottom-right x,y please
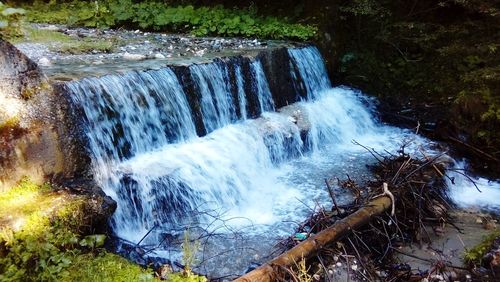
1,39 -> 93,190
154,53 -> 166,59
56,177 -> 117,233
483,237 -> 500,276
37,57 -> 52,66
123,52 -> 146,60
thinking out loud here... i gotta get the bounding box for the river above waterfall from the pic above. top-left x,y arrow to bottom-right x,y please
16,24 -> 297,80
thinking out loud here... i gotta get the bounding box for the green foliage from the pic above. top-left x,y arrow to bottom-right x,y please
166,272 -> 207,282
464,228 -> 500,265
0,2 -> 25,38
24,0 -> 317,40
336,0 -> 500,150
15,27 -> 116,54
65,253 -> 154,282
0,208 -> 81,281
181,230 -> 200,276
0,178 -> 156,282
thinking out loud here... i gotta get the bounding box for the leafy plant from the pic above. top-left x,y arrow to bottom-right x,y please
0,178 -> 156,282
24,0 -> 317,40
181,229 -> 200,277
464,228 -> 500,265
0,2 -> 25,39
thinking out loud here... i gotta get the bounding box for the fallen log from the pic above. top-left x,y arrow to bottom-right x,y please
235,196 -> 392,282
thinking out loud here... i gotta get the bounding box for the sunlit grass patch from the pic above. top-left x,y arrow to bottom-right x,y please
15,27 -> 116,54
0,177 -> 56,227
0,178 -> 158,281
65,252 -> 155,282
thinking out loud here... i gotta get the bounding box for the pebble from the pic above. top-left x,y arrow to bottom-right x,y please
17,23 -> 289,73
37,57 -> 52,66
154,53 -> 166,59
336,262 -> 342,267
123,52 -> 146,60
351,265 -> 358,271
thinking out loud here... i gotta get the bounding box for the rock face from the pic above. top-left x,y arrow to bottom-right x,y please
0,39 -> 90,191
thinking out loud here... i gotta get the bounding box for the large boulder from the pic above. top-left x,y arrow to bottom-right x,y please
0,39 -> 90,191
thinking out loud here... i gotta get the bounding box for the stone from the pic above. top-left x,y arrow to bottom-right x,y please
0,39 -> 92,191
123,52 -> 146,60
157,264 -> 173,280
37,57 -> 51,66
154,53 -> 166,59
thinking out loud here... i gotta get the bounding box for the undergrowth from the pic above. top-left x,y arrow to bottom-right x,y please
0,2 -> 25,39
334,0 -> 500,154
0,177 -> 156,281
13,27 -> 116,54
464,228 -> 500,265
23,0 -> 317,40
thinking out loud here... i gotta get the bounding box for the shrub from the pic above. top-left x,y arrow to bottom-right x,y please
0,2 -> 26,38
25,0 -> 317,40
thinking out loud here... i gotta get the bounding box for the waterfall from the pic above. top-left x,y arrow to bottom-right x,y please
234,64 -> 248,120
447,161 -> 500,211
65,45 -> 500,276
66,68 -> 196,162
250,60 -> 274,112
190,62 -> 236,133
66,46 -> 334,243
288,47 -> 332,99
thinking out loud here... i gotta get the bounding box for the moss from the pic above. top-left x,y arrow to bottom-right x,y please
0,116 -> 20,132
464,228 -> 500,265
0,176 -> 51,222
65,252 -> 155,282
0,178 -> 158,282
57,39 -> 114,54
16,27 -> 116,54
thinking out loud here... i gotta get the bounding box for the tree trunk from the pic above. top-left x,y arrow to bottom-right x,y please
235,196 -> 392,282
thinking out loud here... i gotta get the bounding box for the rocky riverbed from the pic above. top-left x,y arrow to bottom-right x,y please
15,24 -> 297,80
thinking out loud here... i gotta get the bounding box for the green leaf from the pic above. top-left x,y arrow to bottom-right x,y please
79,234 -> 106,248
2,8 -> 26,16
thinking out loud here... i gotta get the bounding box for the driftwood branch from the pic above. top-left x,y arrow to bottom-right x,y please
235,196 -> 392,282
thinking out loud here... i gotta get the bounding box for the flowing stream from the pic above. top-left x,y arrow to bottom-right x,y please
65,46 -> 500,276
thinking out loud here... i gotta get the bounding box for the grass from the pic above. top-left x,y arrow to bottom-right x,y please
0,177 -> 54,226
16,27 -> 116,54
0,177 -> 157,282
65,252 -> 155,282
464,228 -> 500,265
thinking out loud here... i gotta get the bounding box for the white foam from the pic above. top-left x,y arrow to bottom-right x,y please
447,161 -> 500,210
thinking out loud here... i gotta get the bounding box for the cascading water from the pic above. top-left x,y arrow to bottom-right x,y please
66,45 -> 500,276
288,47 -> 332,99
234,65 -> 248,120
250,60 -> 275,112
67,68 -> 196,162
190,62 -> 236,133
